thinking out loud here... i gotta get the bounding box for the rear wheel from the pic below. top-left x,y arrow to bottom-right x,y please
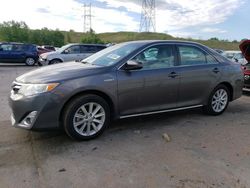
25,57 -> 36,66
63,94 -> 110,140
203,85 -> 230,115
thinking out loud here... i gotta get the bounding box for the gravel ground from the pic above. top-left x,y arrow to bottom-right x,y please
0,65 -> 250,188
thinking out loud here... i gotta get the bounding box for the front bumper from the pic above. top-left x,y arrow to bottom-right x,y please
38,57 -> 50,66
9,91 -> 62,130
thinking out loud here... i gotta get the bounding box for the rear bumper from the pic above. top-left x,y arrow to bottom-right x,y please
243,74 -> 250,90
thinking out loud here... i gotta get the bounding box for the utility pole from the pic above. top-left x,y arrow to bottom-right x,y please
83,3 -> 92,33
139,0 -> 156,32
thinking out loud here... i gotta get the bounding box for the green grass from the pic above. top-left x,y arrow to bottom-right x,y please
63,31 -> 240,50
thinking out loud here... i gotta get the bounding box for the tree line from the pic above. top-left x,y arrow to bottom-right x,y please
0,21 -> 65,47
0,21 -> 105,47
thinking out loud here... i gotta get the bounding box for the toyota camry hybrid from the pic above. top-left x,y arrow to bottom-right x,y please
9,40 -> 243,140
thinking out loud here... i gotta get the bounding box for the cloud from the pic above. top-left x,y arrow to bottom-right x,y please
0,0 -> 244,38
36,8 -> 50,14
201,27 -> 227,33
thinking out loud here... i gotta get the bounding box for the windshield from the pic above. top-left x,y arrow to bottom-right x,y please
81,42 -> 144,66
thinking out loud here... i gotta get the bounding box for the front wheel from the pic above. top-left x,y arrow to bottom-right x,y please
49,59 -> 62,65
63,95 -> 110,140
203,85 -> 230,115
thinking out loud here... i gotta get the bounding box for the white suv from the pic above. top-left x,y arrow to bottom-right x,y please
38,43 -> 106,65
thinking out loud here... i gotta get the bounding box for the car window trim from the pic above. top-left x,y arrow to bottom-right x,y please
118,43 -> 178,71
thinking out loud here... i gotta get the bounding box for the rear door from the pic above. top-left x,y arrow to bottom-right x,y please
9,44 -> 26,62
80,45 -> 94,60
117,44 -> 180,116
176,45 -> 222,107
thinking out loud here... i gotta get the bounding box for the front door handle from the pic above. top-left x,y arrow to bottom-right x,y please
168,72 -> 178,78
213,68 -> 220,73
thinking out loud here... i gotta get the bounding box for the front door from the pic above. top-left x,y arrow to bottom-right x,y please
62,45 -> 81,62
0,44 -> 12,62
117,44 -> 179,116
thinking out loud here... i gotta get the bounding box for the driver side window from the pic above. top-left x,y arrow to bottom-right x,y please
132,45 -> 175,70
66,45 -> 80,54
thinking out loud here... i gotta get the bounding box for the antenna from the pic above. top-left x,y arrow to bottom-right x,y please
139,0 -> 156,32
83,3 -> 92,32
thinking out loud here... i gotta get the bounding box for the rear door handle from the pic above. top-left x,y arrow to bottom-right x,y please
213,68 -> 220,73
168,72 -> 178,78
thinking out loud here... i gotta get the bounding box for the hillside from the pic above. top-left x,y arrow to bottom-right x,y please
63,31 -> 240,50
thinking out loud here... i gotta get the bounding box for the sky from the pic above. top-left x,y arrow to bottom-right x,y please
0,0 -> 249,41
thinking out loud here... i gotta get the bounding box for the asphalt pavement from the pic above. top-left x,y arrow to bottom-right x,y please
0,65 -> 250,188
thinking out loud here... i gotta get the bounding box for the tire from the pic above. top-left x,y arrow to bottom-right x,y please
62,94 -> 110,141
49,59 -> 62,65
25,57 -> 36,66
203,85 -> 230,115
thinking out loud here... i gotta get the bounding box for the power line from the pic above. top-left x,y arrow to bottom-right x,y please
139,0 -> 156,32
83,3 -> 92,32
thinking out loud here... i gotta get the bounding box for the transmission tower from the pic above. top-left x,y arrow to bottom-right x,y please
139,0 -> 156,32
83,3 -> 92,32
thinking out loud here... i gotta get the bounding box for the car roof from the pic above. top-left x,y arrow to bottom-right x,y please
224,50 -> 241,53
120,40 -> 209,47
0,42 -> 35,46
68,43 -> 107,47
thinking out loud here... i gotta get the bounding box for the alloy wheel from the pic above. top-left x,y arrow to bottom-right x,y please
26,58 -> 35,66
211,89 -> 228,113
73,102 -> 106,136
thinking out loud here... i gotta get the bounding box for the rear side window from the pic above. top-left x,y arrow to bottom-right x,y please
96,46 -> 106,51
81,45 -> 98,53
178,46 -> 206,66
178,46 -> 219,66
12,44 -> 26,51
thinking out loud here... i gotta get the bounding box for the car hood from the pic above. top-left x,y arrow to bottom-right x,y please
40,51 -> 59,58
16,62 -> 106,83
239,40 -> 250,61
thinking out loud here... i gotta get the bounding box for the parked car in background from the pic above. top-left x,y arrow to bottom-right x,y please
41,45 -> 56,51
239,40 -> 250,91
9,40 -> 243,140
222,50 -> 247,64
0,42 -> 38,66
213,49 -> 224,54
37,46 -> 53,56
38,43 -> 107,65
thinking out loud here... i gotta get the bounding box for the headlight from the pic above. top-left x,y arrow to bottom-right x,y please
18,83 -> 59,96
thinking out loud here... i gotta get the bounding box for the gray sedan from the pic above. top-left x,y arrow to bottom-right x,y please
9,40 -> 243,140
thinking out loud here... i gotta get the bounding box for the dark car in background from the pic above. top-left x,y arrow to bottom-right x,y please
0,42 -> 38,66
239,40 -> 250,91
41,45 -> 56,51
37,46 -> 53,56
9,40 -> 243,140
38,43 -> 107,65
241,64 -> 250,91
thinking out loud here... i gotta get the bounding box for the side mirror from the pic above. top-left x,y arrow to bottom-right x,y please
234,58 -> 239,63
123,60 -> 143,70
0,48 -> 3,51
63,49 -> 69,54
